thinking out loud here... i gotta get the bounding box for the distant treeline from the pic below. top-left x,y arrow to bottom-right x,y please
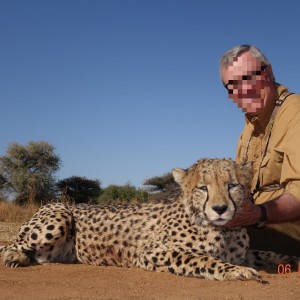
0,141 -> 177,205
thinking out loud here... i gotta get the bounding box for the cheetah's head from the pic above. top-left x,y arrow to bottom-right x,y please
172,158 -> 252,226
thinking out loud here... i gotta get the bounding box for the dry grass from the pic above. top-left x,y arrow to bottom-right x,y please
0,222 -> 21,243
0,201 -> 40,243
0,201 -> 39,223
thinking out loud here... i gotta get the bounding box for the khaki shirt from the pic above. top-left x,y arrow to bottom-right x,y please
236,84 -> 300,240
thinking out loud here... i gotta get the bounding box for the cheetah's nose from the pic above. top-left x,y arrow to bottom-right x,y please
212,205 -> 228,215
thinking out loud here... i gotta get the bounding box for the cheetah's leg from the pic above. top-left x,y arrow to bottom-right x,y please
1,203 -> 76,268
246,250 -> 300,271
138,250 -> 262,282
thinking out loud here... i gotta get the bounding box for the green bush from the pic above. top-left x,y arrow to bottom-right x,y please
98,184 -> 149,205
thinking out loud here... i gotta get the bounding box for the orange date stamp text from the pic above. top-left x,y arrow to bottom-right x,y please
277,264 -> 300,274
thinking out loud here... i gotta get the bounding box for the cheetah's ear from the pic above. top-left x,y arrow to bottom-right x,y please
241,162 -> 253,173
238,162 -> 253,179
172,168 -> 186,186
237,162 -> 253,188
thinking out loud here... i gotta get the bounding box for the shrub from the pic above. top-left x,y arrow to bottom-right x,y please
98,184 -> 149,205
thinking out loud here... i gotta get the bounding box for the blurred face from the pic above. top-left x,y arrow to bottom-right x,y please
221,51 -> 275,116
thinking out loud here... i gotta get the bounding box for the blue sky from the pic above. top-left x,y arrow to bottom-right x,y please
1,0 -> 300,187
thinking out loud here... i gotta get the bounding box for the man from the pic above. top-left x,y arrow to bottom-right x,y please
220,45 -> 300,255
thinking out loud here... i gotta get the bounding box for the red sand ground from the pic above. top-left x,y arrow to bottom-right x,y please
0,223 -> 299,300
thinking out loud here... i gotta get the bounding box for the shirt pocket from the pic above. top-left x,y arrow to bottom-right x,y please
259,152 -> 282,186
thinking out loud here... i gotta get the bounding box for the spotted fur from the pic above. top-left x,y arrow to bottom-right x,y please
0,158 -> 298,281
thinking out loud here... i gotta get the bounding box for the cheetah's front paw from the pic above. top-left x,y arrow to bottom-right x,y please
3,250 -> 31,268
223,266 -> 262,282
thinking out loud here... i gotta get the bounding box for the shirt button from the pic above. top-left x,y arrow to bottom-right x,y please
254,154 -> 259,158
253,132 -> 259,137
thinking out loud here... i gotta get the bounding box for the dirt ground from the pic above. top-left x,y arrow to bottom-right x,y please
0,222 -> 299,300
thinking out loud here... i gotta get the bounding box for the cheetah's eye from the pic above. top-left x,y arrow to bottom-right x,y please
228,183 -> 239,189
198,186 -> 208,192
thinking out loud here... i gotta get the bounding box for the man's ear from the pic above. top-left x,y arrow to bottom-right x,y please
265,64 -> 275,82
172,168 -> 186,186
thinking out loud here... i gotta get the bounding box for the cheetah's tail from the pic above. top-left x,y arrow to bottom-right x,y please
246,249 -> 300,270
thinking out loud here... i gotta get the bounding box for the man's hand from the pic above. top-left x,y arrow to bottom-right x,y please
225,193 -> 300,227
225,198 -> 261,228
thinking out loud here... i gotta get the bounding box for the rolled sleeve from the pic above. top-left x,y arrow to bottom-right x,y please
284,181 -> 300,202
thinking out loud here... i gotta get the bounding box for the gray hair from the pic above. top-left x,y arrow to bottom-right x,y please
219,45 -> 272,82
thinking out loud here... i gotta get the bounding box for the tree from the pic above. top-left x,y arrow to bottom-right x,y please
143,172 -> 181,202
57,176 -> 102,204
143,172 -> 178,192
0,141 -> 61,204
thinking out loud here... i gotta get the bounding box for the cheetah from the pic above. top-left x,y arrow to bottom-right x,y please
0,158 -> 299,281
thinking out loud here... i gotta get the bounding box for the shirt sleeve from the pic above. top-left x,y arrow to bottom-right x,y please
280,117 -> 300,201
